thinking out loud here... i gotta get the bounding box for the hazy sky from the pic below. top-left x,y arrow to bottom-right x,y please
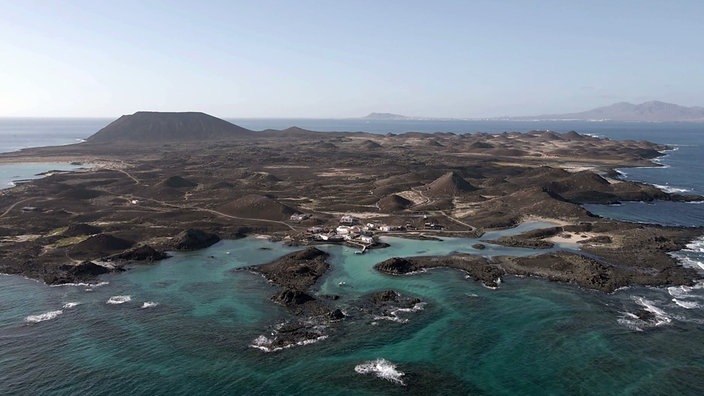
2,0 -> 703,118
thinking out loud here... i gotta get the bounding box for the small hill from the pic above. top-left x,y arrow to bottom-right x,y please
160,175 -> 198,188
87,111 -> 252,143
359,140 -> 383,149
62,223 -> 102,237
424,171 -> 476,196
69,234 -> 135,258
218,194 -> 297,221
377,194 -> 414,212
468,141 -> 494,149
169,229 -> 220,251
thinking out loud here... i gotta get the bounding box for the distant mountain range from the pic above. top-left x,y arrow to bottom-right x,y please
362,101 -> 704,122
511,101 -> 704,122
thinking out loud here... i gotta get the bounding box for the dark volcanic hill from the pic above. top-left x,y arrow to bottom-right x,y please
87,111 -> 252,143
424,171 -> 476,196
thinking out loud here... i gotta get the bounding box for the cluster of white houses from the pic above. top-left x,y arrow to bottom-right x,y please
290,212 -> 445,248
292,213 -> 404,247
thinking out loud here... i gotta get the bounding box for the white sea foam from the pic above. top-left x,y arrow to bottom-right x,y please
62,302 -> 80,309
636,297 -> 672,325
249,334 -> 328,353
670,253 -> 704,272
653,184 -> 691,194
25,310 -> 63,323
354,358 -> 406,385
106,295 -> 131,304
684,237 -> 704,253
618,297 -> 673,331
141,301 -> 158,309
667,283 -> 704,299
672,299 -> 700,309
373,314 -> 409,324
373,302 -> 426,323
51,281 -> 109,288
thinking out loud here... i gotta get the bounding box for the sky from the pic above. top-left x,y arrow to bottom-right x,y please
1,0 -> 703,118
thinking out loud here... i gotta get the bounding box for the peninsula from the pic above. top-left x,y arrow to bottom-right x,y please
0,111 -> 702,293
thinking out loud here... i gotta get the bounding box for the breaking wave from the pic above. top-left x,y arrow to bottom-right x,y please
106,295 -> 131,305
617,297 -> 672,331
62,302 -> 80,309
25,310 -> 63,323
672,299 -> 700,309
355,358 -> 406,385
141,301 -> 158,309
667,283 -> 704,300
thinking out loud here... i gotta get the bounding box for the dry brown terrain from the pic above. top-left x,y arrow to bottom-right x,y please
0,112 -> 701,288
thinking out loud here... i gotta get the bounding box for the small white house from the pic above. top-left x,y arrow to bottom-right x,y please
290,213 -> 309,221
340,215 -> 355,225
336,226 -> 351,235
359,235 -> 374,244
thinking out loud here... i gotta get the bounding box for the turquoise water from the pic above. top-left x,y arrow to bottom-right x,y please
0,162 -> 85,189
2,234 -> 703,395
1,119 -> 704,394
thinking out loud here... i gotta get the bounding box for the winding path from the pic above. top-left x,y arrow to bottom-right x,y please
0,197 -> 36,219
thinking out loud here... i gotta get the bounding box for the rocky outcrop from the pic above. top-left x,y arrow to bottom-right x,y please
251,247 -> 329,290
108,245 -> 169,261
496,251 -> 698,292
354,290 -> 425,323
375,257 -> 418,274
43,260 -> 122,285
169,229 -> 220,251
375,255 -> 504,288
487,237 -> 554,249
247,247 -> 340,350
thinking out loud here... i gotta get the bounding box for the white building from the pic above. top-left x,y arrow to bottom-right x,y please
359,235 -> 374,244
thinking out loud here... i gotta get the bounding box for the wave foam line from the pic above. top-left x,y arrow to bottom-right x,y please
672,299 -> 700,309
249,334 -> 328,353
653,184 -> 691,194
25,310 -> 63,323
106,295 -> 131,304
51,281 -> 109,288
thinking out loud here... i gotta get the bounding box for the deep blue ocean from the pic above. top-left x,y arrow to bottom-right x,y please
1,118 -> 703,395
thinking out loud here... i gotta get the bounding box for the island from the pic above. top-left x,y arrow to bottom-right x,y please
0,111 -> 702,294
